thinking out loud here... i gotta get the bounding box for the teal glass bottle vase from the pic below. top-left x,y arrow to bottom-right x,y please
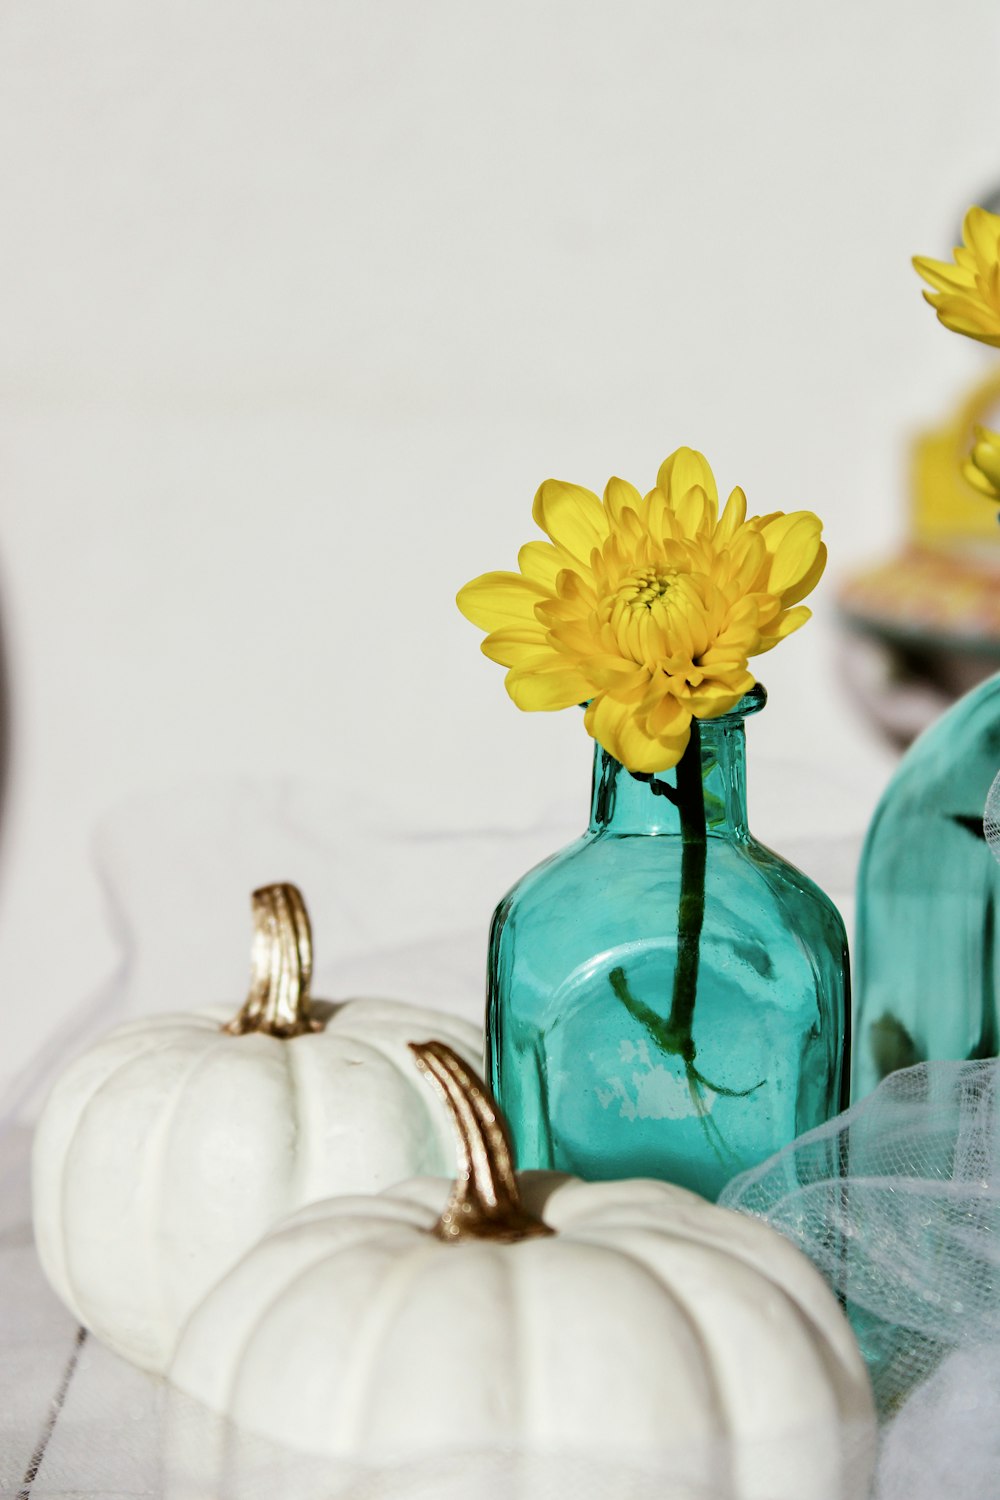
853,671 -> 1000,1102
487,686 -> 850,1202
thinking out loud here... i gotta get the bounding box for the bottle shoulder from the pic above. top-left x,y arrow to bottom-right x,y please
859,674 -> 1000,881
867,671 -> 1000,814
740,838 -> 848,934
493,829 -> 846,947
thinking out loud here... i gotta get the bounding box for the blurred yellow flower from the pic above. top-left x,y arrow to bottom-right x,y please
457,447 -> 826,774
913,206 -> 1000,347
963,424 -> 1000,501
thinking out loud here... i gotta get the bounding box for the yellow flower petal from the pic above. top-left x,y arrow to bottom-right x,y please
480,628 -> 551,667
713,595 -> 759,638
583,693 -> 628,762
645,486 -> 673,546
531,479 -> 609,564
673,483 -> 715,541
912,255 -> 975,295
555,567 -> 599,610
646,692 -> 688,737
915,209 -> 1000,347
618,720 -> 690,774
603,476 -> 643,527
585,655 -> 651,693
586,693 -> 690,773
716,487 -> 748,544
685,675 -> 754,718
757,605 -> 812,652
506,664 -> 592,711
456,572 -> 550,630
725,528 -> 769,592
962,426 -> 1000,500
517,541 -> 568,589
656,447 -> 719,512
963,205 -> 1000,265
780,541 -> 827,609
758,512 -> 825,599
929,292 -> 1000,346
962,459 -> 1000,499
969,424 -> 1000,491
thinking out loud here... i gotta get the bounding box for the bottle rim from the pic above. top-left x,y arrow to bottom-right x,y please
701,682 -> 767,725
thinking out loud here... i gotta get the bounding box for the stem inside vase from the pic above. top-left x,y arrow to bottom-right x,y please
609,721 -> 763,1165
669,719 -> 707,1061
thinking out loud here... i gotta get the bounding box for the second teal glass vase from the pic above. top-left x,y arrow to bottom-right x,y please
486,687 -> 850,1201
852,671 -> 1000,1102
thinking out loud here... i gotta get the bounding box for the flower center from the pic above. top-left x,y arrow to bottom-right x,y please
620,567 -> 678,610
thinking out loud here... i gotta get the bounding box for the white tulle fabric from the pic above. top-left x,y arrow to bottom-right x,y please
2,778 -> 990,1498
720,1057 -> 1000,1498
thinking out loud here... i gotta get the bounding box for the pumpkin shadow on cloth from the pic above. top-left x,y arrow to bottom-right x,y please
161,1383 -> 872,1500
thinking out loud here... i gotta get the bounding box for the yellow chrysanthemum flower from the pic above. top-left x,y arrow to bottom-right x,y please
457,447 -> 826,774
963,424 -> 1000,501
913,206 -> 1000,347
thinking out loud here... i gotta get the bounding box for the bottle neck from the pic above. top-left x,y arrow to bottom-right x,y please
588,715 -> 751,839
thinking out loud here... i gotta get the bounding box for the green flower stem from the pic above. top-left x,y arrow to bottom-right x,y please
667,720 -> 707,1061
609,722 -> 763,1165
609,723 -> 707,1067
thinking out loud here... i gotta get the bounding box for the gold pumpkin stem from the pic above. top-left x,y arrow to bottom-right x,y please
410,1041 -> 554,1244
223,883 -> 323,1039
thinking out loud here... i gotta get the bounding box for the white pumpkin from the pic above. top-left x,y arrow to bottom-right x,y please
32,884 -> 482,1374
170,1043 -> 875,1500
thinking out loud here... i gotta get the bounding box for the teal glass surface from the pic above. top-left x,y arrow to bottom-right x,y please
853,671 -> 1000,1102
487,688 -> 850,1201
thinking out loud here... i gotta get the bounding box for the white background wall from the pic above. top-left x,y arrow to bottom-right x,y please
2,1 -> 1000,1092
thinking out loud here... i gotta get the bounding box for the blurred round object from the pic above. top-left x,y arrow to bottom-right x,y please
839,371 -> 1000,747
975,180 -> 1000,220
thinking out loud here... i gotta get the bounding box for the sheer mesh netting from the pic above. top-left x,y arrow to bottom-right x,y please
721,1059 -> 1000,1498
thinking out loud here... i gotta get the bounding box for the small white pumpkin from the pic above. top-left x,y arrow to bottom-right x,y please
32,884 -> 481,1373
170,1043 -> 875,1500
